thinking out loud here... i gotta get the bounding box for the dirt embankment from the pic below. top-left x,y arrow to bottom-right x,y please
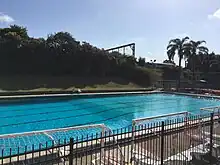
0,76 -> 154,96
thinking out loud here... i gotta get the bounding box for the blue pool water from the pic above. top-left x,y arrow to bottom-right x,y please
0,93 -> 220,155
0,93 -> 219,135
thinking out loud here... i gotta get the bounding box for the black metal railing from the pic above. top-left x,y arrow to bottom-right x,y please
0,113 -> 220,165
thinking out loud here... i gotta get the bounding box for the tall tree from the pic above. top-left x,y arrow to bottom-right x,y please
185,40 -> 208,81
167,37 -> 189,90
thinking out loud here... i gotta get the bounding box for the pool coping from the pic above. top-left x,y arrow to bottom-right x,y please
0,90 -> 220,100
167,91 -> 220,100
0,90 -> 163,100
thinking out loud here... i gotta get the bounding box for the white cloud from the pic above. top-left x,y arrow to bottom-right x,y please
208,9 -> 220,20
0,13 -> 14,23
147,52 -> 152,56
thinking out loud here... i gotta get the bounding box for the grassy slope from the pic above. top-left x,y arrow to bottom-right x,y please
0,68 -> 161,93
0,76 -> 145,92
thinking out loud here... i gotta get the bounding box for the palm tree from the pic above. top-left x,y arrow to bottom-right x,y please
185,40 -> 209,81
167,47 -> 175,61
167,37 -> 189,90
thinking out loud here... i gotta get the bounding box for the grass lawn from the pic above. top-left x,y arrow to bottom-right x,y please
0,76 -> 154,95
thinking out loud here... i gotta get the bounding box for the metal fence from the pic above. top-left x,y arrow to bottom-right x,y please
1,113 -> 220,165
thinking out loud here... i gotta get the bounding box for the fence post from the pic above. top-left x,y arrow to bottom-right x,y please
130,121 -> 135,163
161,121 -> 165,165
69,138 -> 74,165
209,113 -> 214,162
101,127 -> 105,156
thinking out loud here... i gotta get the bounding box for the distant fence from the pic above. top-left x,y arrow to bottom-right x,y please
155,80 -> 214,91
1,113 -> 220,165
155,80 -> 193,89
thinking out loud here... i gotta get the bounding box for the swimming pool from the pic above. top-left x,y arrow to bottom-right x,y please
0,93 -> 220,156
0,93 -> 219,135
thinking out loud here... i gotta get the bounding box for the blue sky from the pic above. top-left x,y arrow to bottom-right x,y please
1,0 -> 220,63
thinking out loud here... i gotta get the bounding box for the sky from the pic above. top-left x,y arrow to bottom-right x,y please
1,0 -> 220,64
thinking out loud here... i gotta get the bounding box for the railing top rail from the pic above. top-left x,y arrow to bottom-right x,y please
132,111 -> 189,124
0,123 -> 107,138
200,106 -> 220,111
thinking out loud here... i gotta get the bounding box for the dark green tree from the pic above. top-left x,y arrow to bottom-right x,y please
137,57 -> 146,66
184,40 -> 208,81
0,25 -> 156,86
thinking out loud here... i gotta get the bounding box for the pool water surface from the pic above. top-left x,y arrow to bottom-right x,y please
0,93 -> 219,135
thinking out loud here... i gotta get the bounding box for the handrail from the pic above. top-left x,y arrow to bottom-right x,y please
0,123 -> 107,138
133,111 -> 188,124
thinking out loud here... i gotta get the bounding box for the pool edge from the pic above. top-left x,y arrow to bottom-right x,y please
167,91 -> 220,99
0,90 -> 163,100
1,90 -> 220,100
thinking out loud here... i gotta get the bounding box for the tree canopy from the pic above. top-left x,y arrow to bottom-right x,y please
166,36 -> 220,88
0,25 -> 158,87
